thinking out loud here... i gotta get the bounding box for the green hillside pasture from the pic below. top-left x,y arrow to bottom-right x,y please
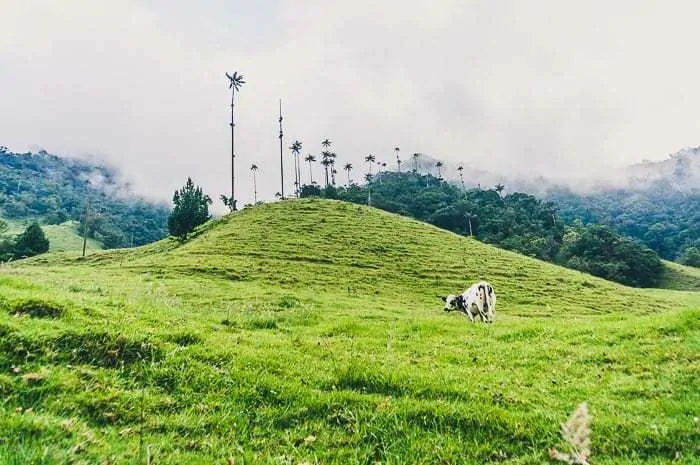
0,199 -> 698,464
43,221 -> 102,253
0,218 -> 102,253
661,261 -> 700,292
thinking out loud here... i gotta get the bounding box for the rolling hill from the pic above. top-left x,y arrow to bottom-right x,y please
1,199 -> 698,464
2,218 -> 102,254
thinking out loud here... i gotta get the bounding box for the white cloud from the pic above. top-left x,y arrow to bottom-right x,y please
1,0 -> 698,210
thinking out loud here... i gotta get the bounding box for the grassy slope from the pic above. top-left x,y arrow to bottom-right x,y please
2,218 -> 102,253
0,199 -> 698,464
660,260 -> 700,291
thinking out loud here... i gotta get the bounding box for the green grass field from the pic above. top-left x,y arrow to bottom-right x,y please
0,199 -> 698,464
1,218 -> 102,253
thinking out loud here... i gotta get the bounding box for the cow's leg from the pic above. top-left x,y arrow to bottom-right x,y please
465,307 -> 475,322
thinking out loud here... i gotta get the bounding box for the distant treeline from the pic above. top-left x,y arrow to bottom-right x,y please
0,149 -> 169,248
547,182 -> 699,265
301,172 -> 666,287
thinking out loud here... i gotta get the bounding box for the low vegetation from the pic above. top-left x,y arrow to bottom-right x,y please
0,199 -> 698,464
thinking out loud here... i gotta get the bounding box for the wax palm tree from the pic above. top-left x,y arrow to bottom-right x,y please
289,140 -> 302,196
304,154 -> 316,184
365,153 -> 376,206
322,139 -> 332,151
329,152 -> 338,185
365,154 -> 376,177
435,161 -> 443,179
250,164 -> 259,203
495,183 -> 505,199
457,165 -> 465,189
320,153 -> 332,188
412,153 -> 420,172
224,71 -> 245,211
344,163 -> 353,185
394,146 -> 401,172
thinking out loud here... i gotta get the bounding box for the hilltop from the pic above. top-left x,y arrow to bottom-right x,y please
1,199 -> 698,464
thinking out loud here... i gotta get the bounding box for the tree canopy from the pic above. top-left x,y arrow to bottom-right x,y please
168,177 -> 212,239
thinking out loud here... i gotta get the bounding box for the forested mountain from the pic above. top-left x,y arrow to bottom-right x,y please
0,147 -> 168,248
545,147 -> 699,264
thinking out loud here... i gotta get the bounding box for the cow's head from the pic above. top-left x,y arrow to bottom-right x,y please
441,294 -> 458,312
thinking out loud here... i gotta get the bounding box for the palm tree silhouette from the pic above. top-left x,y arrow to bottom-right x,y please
290,140 -> 302,196
329,152 -> 337,186
412,153 -> 420,172
250,164 -> 259,203
344,163 -> 353,185
435,161 -> 443,179
457,165 -> 465,189
494,183 -> 505,200
321,152 -> 332,188
225,71 -> 245,211
365,154 -> 376,177
304,154 -> 316,184
322,139 -> 332,151
394,146 -> 401,172
365,154 -> 376,205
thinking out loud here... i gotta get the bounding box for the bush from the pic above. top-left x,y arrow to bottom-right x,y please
12,223 -> 49,259
556,224 -> 664,287
680,246 -> 700,267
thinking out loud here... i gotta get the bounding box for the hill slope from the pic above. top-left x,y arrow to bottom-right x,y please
1,199 -> 698,464
3,218 -> 102,253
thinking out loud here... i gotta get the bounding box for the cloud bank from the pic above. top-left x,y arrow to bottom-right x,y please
1,0 -> 699,209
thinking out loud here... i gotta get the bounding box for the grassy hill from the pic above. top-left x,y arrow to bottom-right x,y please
660,261 -> 700,292
0,199 -> 698,464
3,218 -> 102,254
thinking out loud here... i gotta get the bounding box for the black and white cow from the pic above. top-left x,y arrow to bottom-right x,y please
441,281 -> 496,323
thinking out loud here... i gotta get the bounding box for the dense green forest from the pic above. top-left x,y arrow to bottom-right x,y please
547,182 -> 699,264
301,172 -> 665,287
0,148 -> 168,248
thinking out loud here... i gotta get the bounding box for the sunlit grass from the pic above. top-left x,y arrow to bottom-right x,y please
1,199 -> 698,464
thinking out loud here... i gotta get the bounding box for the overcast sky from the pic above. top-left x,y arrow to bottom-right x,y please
1,0 -> 699,208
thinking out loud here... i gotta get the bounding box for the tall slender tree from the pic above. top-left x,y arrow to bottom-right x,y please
412,153 -> 420,172
250,164 -> 259,203
457,165 -> 465,189
494,183 -> 505,199
224,71 -> 245,211
394,146 -> 401,172
364,154 -> 376,205
344,163 -> 353,185
322,138 -> 332,151
290,140 -> 302,196
321,153 -> 332,187
304,154 -> 316,184
278,100 -> 285,199
329,152 -> 337,185
435,161 -> 443,179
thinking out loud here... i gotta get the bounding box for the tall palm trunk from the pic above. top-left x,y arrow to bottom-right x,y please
295,154 -> 301,196
308,160 -> 314,184
230,89 -> 236,210
253,171 -> 258,203
278,100 -> 284,198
